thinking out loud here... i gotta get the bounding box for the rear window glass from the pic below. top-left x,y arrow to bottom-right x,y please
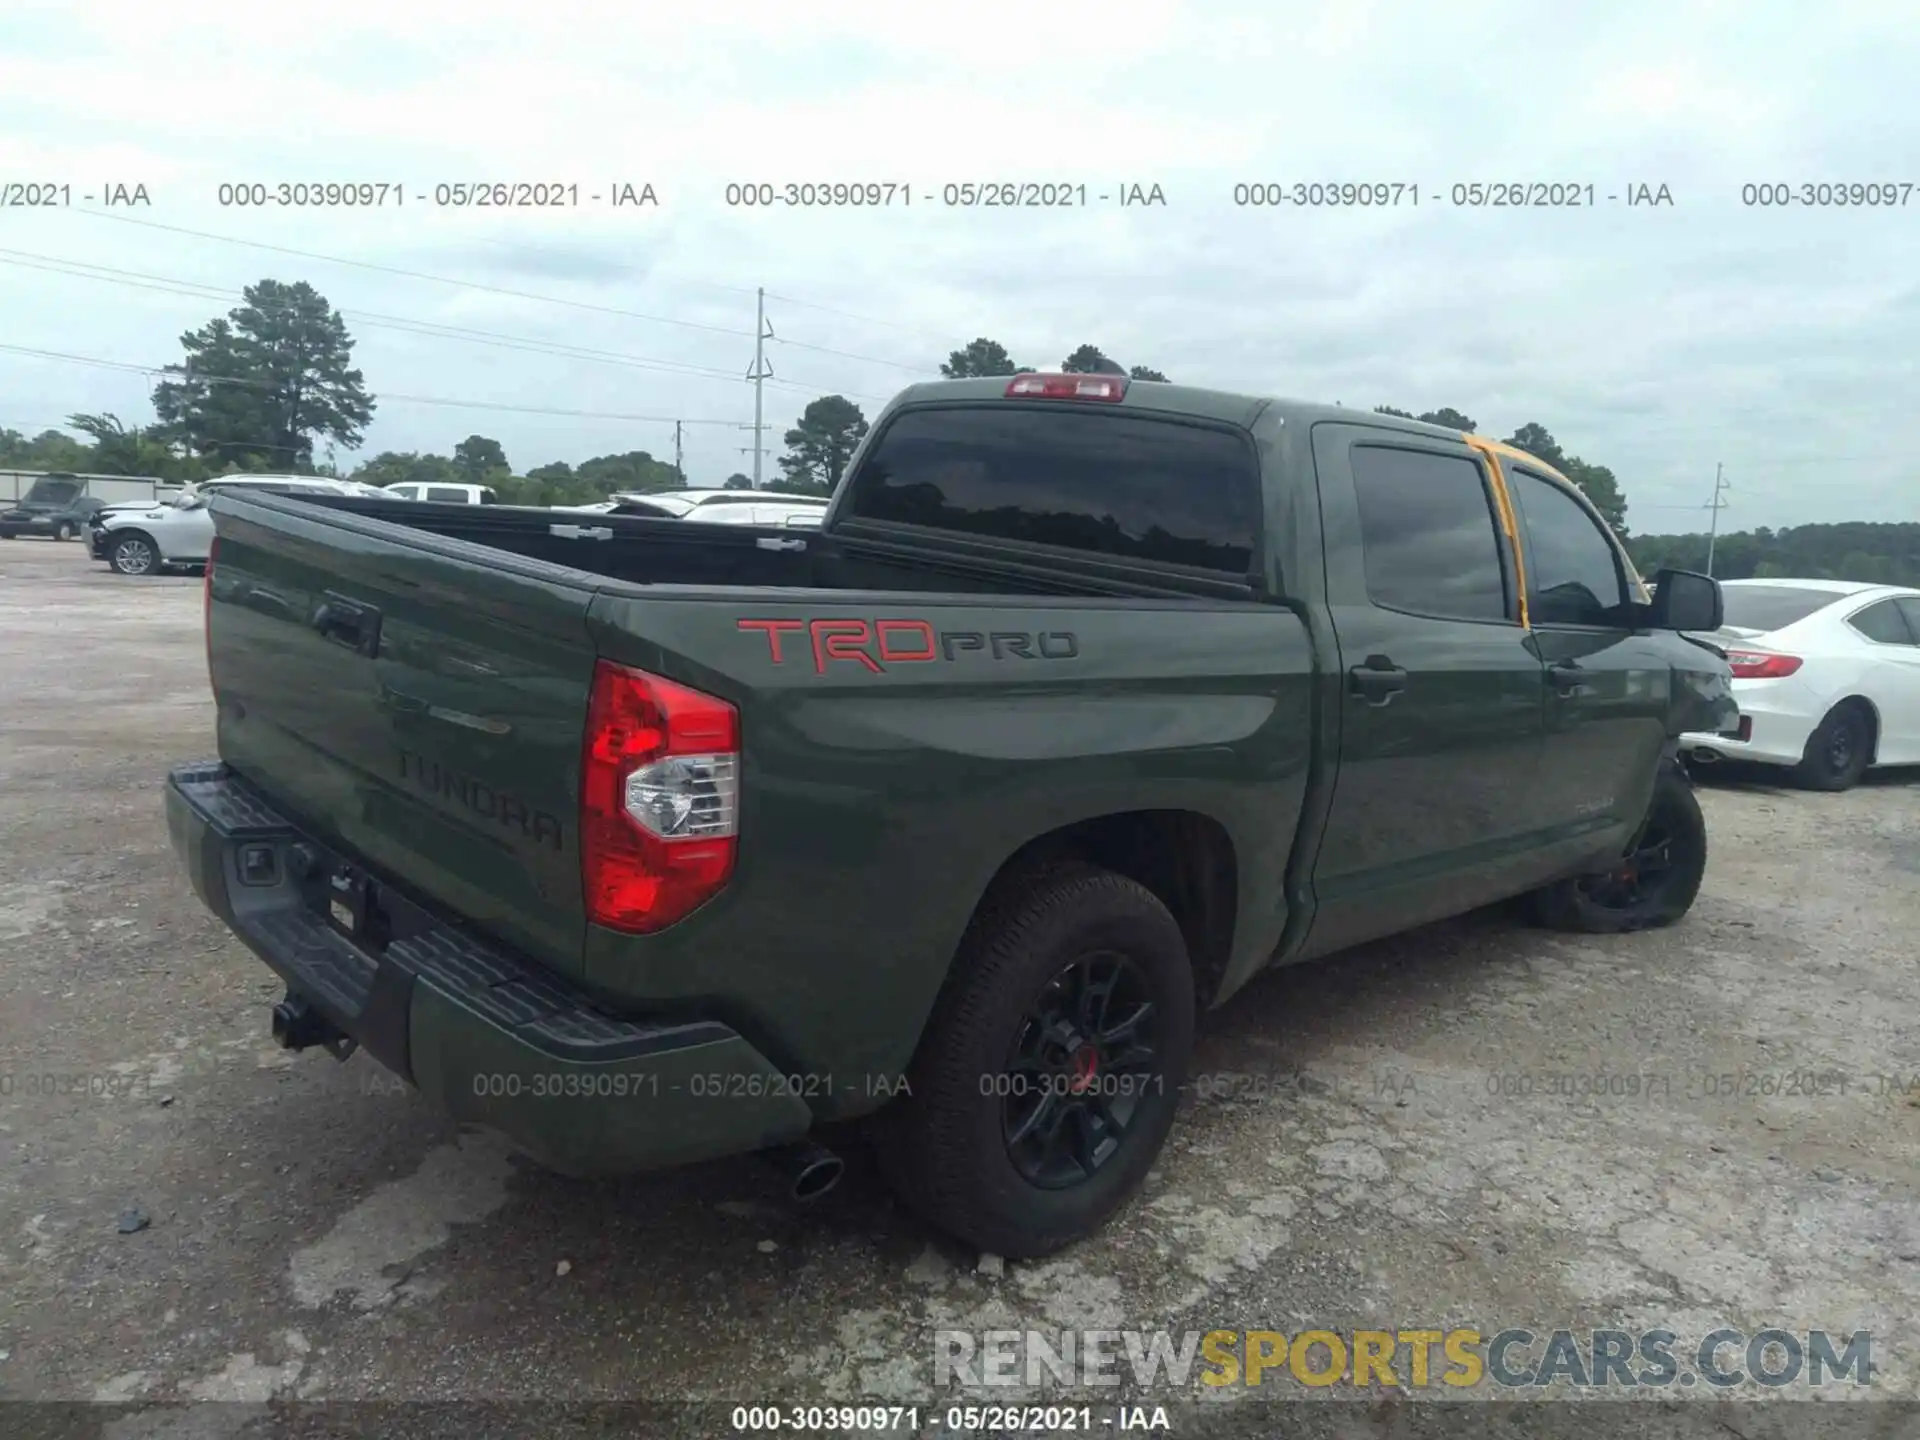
1350,445 -> 1509,621
27,479 -> 83,504
425,487 -> 470,503
843,406 -> 1260,573
1720,585 -> 1848,631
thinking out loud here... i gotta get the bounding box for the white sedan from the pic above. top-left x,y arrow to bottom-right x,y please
1680,578 -> 1920,790
553,490 -> 829,526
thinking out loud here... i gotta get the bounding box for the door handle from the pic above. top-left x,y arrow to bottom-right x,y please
1547,660 -> 1585,695
1348,655 -> 1408,706
311,592 -> 382,658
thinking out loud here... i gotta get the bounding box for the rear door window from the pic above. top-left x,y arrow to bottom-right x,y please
1348,444 -> 1510,622
1897,598 -> 1920,641
842,405 -> 1261,574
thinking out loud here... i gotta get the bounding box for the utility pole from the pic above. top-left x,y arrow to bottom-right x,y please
745,287 -> 775,490
1705,463 -> 1731,577
673,420 -> 683,482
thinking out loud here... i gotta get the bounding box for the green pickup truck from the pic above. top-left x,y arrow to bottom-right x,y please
167,373 -> 1736,1256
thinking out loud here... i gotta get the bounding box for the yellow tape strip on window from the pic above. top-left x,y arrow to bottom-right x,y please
1461,434 -> 1531,630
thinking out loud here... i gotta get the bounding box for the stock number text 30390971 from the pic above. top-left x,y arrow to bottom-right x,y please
213,182 -> 660,208
720,181 -> 1167,208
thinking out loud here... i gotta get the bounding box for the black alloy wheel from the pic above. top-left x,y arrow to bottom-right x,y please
1525,765 -> 1708,933
1576,814 -> 1677,912
872,861 -> 1196,1258
1001,950 -> 1162,1189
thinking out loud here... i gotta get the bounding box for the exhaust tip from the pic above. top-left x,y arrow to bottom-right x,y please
791,1153 -> 844,1202
764,1142 -> 845,1202
1689,747 -> 1721,765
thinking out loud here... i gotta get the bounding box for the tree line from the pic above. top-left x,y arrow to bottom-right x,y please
1627,523 -> 1920,587
0,277 -> 857,504
5,290 -> 1899,580
939,337 -> 1169,383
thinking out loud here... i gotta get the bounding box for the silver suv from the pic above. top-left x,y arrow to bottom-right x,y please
92,475 -> 381,575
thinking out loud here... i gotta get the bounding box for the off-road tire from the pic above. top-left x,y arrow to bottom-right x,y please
1792,701 -> 1873,792
874,862 -> 1196,1259
108,532 -> 159,576
1525,765 -> 1707,933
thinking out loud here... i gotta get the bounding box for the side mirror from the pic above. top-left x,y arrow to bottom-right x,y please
1646,568 -> 1722,632
179,494 -> 209,511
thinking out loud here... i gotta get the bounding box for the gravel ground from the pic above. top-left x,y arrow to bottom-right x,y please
1,538 -> 1916,1439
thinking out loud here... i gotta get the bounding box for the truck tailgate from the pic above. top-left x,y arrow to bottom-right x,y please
207,494 -> 599,978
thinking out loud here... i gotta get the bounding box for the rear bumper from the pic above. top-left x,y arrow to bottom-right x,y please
1680,677 -> 1820,767
165,761 -> 812,1175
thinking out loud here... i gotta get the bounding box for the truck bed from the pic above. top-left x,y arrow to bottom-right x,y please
201,489 -> 1317,1103
304,493 -> 1262,602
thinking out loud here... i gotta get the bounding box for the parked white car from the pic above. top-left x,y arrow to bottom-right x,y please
381,481 -> 500,504
548,490 -> 828,526
91,475 -> 379,575
602,489 -> 830,526
1680,578 -> 1920,789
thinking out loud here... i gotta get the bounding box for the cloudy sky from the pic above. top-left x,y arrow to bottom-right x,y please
1,0 -> 1914,531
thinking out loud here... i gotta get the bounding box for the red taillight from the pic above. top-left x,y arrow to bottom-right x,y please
1005,372 -> 1128,401
580,659 -> 740,933
1726,649 -> 1802,679
203,536 -> 217,692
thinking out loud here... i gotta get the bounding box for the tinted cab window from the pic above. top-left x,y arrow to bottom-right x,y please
1506,470 -> 1626,626
843,405 -> 1260,574
425,487 -> 471,504
1348,445 -> 1509,621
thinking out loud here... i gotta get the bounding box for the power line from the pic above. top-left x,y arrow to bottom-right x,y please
0,250 -> 739,381
52,212 -> 932,385
459,233 -> 763,301
0,249 -> 893,402
62,208 -> 756,339
65,206 -> 931,365
766,334 -> 933,374
0,341 -> 747,425
762,290 -> 955,347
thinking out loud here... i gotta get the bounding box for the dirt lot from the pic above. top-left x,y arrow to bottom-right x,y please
1,537 -> 1917,1437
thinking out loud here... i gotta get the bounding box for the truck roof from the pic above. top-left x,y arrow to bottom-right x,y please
884,377 -> 1576,485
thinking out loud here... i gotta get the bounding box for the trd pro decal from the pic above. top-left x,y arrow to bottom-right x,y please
738,618 -> 1079,674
